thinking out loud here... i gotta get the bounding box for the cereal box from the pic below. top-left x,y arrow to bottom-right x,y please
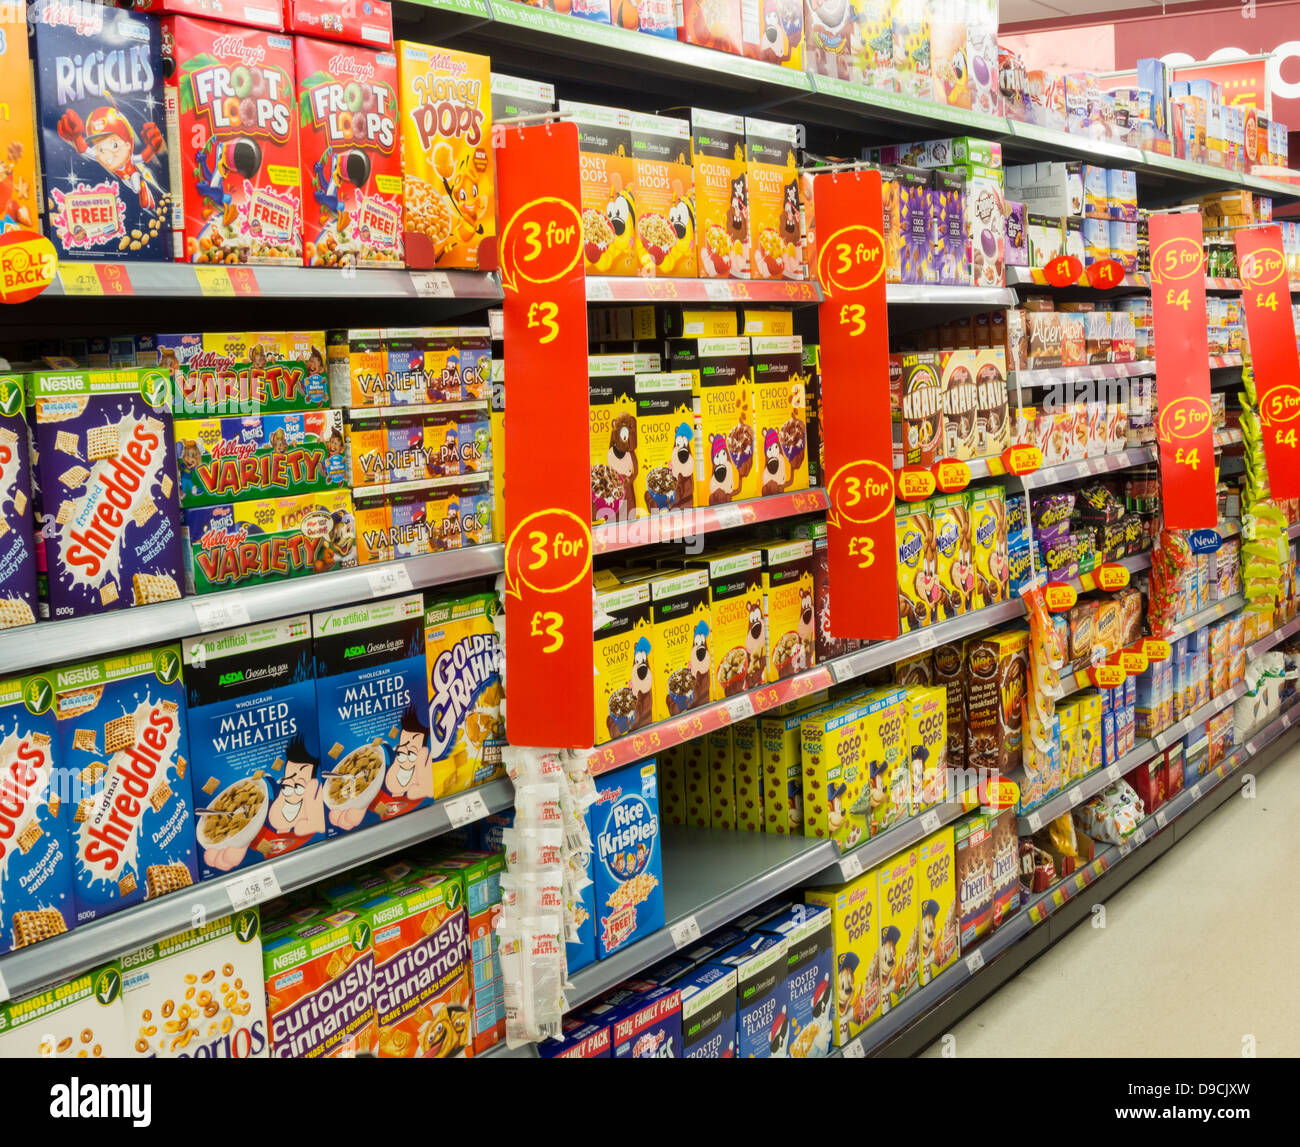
707,933 -> 788,1057
900,351 -> 943,466
344,412 -> 429,488
424,591 -> 505,799
804,867 -> 880,1045
877,847 -> 918,1011
287,0 -> 394,46
861,686 -> 909,836
691,108 -> 748,279
562,100 -> 636,277
750,336 -> 808,496
939,349 -> 979,460
696,337 -> 755,503
732,718 -> 764,831
801,699 -> 869,851
647,568 -> 711,722
0,375 -> 37,629
32,368 -> 185,619
968,483 -> 1008,608
917,826 -> 958,985
589,353 -> 637,523
965,627 -> 1028,775
930,492 -> 975,620
761,539 -> 815,681
676,964 -> 737,1058
954,810 -> 992,946
988,807 -> 1019,929
29,0 -> 172,261
760,695 -> 829,835
312,594 -> 429,834
0,1 -> 38,236
593,579 -> 654,746
183,615 -> 324,879
0,962 -> 126,1058
163,16 -> 303,265
634,371 -> 696,515
744,117 -> 800,280
908,684 -> 948,812
758,904 -> 833,1058
630,112 -> 695,278
489,71 -> 553,121
179,331 -> 329,417
687,547 -> 766,699
678,1 -> 744,56
896,499 -> 941,632
591,760 -> 664,958
707,726 -> 737,829
892,0 -> 932,99
804,0 -> 862,83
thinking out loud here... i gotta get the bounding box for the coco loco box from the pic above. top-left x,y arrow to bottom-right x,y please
54,644 -> 197,924
0,374 -> 38,628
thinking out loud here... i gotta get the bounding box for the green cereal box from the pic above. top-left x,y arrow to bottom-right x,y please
859,686 -> 911,836
749,336 -> 809,495
804,866 -> 881,1045
877,848 -> 919,1013
908,684 -> 948,812
707,726 -> 737,829
801,699 -> 869,852
731,718 -> 763,832
593,579 -> 655,745
648,568 -> 712,722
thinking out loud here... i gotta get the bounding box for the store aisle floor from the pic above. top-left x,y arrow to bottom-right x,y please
922,741 -> 1300,1058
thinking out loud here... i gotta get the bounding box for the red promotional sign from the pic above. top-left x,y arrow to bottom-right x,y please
1235,226 -> 1300,500
497,123 -> 594,747
815,170 -> 897,639
1085,259 -> 1124,290
1149,214 -> 1217,528
1042,255 -> 1083,287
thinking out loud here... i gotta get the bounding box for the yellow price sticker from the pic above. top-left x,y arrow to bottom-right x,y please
195,266 -> 235,297
59,264 -> 103,296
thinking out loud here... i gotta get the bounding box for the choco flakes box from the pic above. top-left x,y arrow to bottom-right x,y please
54,644 -> 197,925
0,375 -> 38,629
0,962 -> 127,1059
591,760 -> 664,958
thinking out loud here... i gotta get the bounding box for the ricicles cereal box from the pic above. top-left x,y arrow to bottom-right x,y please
296,36 -> 403,268
0,0 -> 37,236
591,760 -> 664,958
877,847 -> 918,1012
0,962 -> 126,1058
179,331 -> 329,416
917,826 -> 957,985
593,579 -> 653,745
634,371 -> 696,515
758,904 -> 833,1058
744,117 -> 801,280
163,16 -> 303,265
804,866 -> 880,1045
691,108 -> 748,279
631,111 -> 695,278
0,375 -> 37,629
648,568 -> 711,721
182,615 -> 324,879
122,908 -> 268,1058
29,0 -> 172,261
761,539 -> 815,681
312,594 -> 430,834
750,335 -> 808,496
54,644 -> 197,924
397,41 -> 493,270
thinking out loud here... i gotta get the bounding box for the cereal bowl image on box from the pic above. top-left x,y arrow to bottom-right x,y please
591,761 -> 664,957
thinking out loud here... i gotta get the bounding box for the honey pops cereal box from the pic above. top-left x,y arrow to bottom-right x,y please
0,962 -> 126,1059
122,908 -> 268,1057
917,826 -> 958,985
0,374 -> 38,629
163,16 -> 303,265
0,0 -> 38,236
877,847 -> 919,1012
592,761 -> 664,958
804,866 -> 880,1046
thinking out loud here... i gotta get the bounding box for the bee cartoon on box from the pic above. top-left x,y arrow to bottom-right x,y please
665,186 -> 696,277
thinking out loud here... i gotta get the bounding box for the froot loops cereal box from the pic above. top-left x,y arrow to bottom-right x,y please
591,761 -> 664,957
0,962 -> 126,1058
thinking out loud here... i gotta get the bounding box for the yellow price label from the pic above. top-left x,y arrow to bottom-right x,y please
526,300 -> 560,344
195,266 -> 235,297
529,610 -> 564,653
59,264 -> 103,296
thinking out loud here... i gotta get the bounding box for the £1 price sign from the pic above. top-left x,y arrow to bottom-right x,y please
815,170 -> 897,638
497,122 -> 594,747
1150,214 -> 1216,527
1236,225 -> 1300,499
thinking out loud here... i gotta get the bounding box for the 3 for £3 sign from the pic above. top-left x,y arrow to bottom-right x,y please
496,122 -> 594,747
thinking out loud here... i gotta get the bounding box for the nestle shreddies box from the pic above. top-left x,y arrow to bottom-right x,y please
32,367 -> 184,619
55,644 -> 197,924
29,0 -> 172,261
0,375 -> 38,628
122,908 -> 268,1058
182,615 -> 324,880
591,760 -> 665,958
0,671 -> 75,956
312,594 -> 429,836
0,961 -> 126,1058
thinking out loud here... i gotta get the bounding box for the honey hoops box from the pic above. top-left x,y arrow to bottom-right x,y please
0,374 -> 38,628
0,962 -> 126,1058
591,761 -> 665,957
54,645 -> 197,924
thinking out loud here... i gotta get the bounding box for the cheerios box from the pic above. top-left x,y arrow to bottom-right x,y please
0,962 -> 127,1059
312,594 -> 429,836
591,760 -> 664,958
877,847 -> 919,1013
183,615 -> 323,880
0,374 -> 38,629
121,908 -> 268,1058
32,368 -> 185,619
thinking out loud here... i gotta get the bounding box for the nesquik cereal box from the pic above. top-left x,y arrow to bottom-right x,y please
0,1 -> 38,236
917,826 -> 957,985
750,335 -> 808,495
744,117 -> 801,280
54,645 -> 197,924
804,866 -> 881,1045
163,16 -> 303,265
690,108 -> 748,279
0,375 -> 38,629
591,760 -> 664,958
0,962 -> 126,1058
968,483 -> 1008,608
122,909 -> 268,1058
631,111 -> 695,278
877,847 -> 919,1012
180,331 -> 329,416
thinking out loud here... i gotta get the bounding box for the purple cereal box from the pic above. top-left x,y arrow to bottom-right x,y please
32,368 -> 185,619
0,375 -> 38,629
931,170 -> 967,285
1004,201 -> 1027,267
898,168 -> 931,285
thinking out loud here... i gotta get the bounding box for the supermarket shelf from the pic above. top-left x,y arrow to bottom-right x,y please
592,489 -> 827,555
1215,428 -> 1244,447
0,545 -> 504,675
1021,447 -> 1157,490
885,284 -> 1017,307
1152,681 -> 1249,751
1006,266 -> 1150,292
1290,521 -> 1300,541
1209,354 -> 1244,369
1007,360 -> 1157,388
586,278 -> 821,305
0,778 -> 516,1002
1246,613 -> 1300,659
1165,593 -> 1244,644
1018,754 -> 1133,835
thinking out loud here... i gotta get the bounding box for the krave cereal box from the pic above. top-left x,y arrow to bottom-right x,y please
591,760 -> 664,957
0,0 -> 38,236
0,962 -> 126,1058
0,374 -> 37,628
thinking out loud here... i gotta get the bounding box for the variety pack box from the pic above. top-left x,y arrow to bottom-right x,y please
758,904 -> 833,1058
55,645 -> 197,923
591,760 -> 664,958
178,332 -> 329,416
163,16 -> 303,265
183,615 -> 325,879
691,108 -> 748,280
917,826 -> 958,985
610,984 -> 682,1058
0,962 -> 126,1058
0,375 -> 37,628
805,866 -> 879,1045
312,594 -> 430,834
877,847 -> 918,1013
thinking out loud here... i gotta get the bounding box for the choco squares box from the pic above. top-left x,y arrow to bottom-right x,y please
0,374 -> 38,629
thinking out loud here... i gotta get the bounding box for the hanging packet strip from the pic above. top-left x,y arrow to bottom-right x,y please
500,826 -> 564,870
514,782 -> 564,828
499,913 -> 565,1048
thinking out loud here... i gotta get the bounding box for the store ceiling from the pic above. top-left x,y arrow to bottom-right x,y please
1001,0 -> 1210,23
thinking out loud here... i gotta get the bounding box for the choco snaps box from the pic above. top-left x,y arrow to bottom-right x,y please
0,961 -> 127,1058
312,594 -> 429,836
29,0 -> 172,261
0,375 -> 38,629
54,645 -> 197,924
32,367 -> 185,619
183,615 -> 324,880
591,760 -> 664,958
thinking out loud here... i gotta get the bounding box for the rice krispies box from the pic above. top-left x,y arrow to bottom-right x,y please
0,375 -> 38,629
163,17 -> 303,265
32,368 -> 185,619
0,962 -> 126,1058
54,645 -> 197,924
591,761 -> 664,957
29,0 -> 173,261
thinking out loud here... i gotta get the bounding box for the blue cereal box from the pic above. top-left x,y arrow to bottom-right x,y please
312,594 -> 430,836
32,367 -> 184,619
28,0 -> 172,261
676,963 -> 737,1058
708,933 -> 789,1058
183,615 -> 324,880
611,983 -> 681,1058
758,903 -> 833,1058
0,375 -> 38,628
0,671 -> 75,955
591,760 -> 664,957
537,1017 -> 612,1059
54,645 -> 197,924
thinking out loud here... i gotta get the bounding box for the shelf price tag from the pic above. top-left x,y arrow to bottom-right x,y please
225,867 -> 282,910
95,264 -> 134,296
58,262 -> 103,296
193,597 -> 252,633
1044,582 -> 1078,612
1097,563 -> 1130,591
964,950 -> 985,975
896,466 -> 936,502
842,1038 -> 866,1059
921,810 -> 941,834
670,915 -> 703,950
721,695 -> 755,724
1155,809 -> 1168,829
411,270 -> 454,298
1106,764 -> 1121,783
364,563 -> 415,598
1043,254 -> 1083,287
1085,258 -> 1125,290
1068,785 -> 1083,807
839,852 -> 865,881
195,265 -> 235,297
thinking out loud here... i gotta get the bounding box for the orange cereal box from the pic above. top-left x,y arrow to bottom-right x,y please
630,111 -> 695,278
691,108 -> 748,279
744,117 -> 802,280
561,100 -> 637,277
0,0 -> 39,235
396,41 -> 493,270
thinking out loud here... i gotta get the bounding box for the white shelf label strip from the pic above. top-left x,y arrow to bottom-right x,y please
444,791 -> 490,828
193,598 -> 252,633
965,950 -> 985,975
670,915 -> 702,950
364,564 -> 415,598
225,867 -> 282,911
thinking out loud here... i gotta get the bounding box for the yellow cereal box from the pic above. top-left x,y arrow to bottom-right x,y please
659,743 -> 687,827
743,309 -> 795,337
968,484 -> 1008,608
594,580 -> 654,745
562,100 -> 636,277
707,726 -> 737,829
760,694 -> 831,835
805,867 -> 881,1045
690,108 -> 748,279
648,568 -> 711,722
732,719 -> 764,831
744,117 -> 802,280
682,733 -> 710,828
908,684 -> 948,813
761,539 -> 816,682
684,548 -> 766,699
801,699 -> 869,852
930,492 -> 977,619
896,500 -> 942,633
0,0 -> 39,235
917,827 -> 958,986
589,353 -> 639,523
750,336 -> 809,496
877,847 -> 919,1012
693,338 -> 755,504
1078,690 -> 1103,774
635,371 -> 696,515
631,111 -> 695,278
861,687 -> 910,836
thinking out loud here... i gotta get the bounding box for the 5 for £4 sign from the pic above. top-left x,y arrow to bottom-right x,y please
496,122 -> 594,746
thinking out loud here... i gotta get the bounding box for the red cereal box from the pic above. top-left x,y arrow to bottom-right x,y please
133,0 -> 286,32
288,0 -> 393,47
295,37 -> 402,268
163,16 -> 304,265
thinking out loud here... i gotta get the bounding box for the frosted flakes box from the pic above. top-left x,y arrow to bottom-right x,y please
758,903 -> 833,1058
0,375 -> 38,629
592,760 -> 664,957
54,645 -> 197,924
183,615 -> 325,879
32,368 -> 184,619
121,908 -> 268,1058
29,0 -> 172,261
0,962 -> 126,1058
706,933 -> 788,1058
178,332 -> 329,416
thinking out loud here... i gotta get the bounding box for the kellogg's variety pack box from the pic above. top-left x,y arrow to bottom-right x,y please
0,375 -> 38,629
591,760 -> 664,958
178,331 -> 330,417
163,16 -> 303,265
0,962 -> 126,1058
29,0 -> 172,261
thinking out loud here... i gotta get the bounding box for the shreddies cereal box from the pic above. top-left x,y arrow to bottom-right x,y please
164,16 -> 303,265
54,644 -> 197,924
0,375 -> 37,628
29,0 -> 172,261
0,962 -> 126,1058
0,0 -> 38,236
591,760 -> 664,958
183,615 -> 324,879
397,41 -> 493,270
122,908 -> 268,1057
32,368 -> 184,619
805,866 -> 880,1046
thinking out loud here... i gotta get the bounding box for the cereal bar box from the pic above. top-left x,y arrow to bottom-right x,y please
0,374 -> 38,629
54,645 -> 196,924
296,36 -> 403,268
397,41 -> 493,270
32,368 -> 185,620
758,904 -> 833,1058
163,16 -> 303,265
121,909 -> 268,1057
591,760 -> 664,958
0,962 -> 127,1058
0,671 -> 75,956
877,847 -> 919,1012
805,867 -> 881,1045
0,0 -> 38,236
179,331 -> 329,416
183,615 -> 325,880
690,108 -> 748,279
917,826 -> 958,985
28,0 -> 172,261
312,594 -> 430,835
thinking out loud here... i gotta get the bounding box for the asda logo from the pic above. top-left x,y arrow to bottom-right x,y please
219,670 -> 245,686
344,644 -> 365,658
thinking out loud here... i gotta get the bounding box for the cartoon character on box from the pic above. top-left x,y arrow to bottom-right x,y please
755,0 -> 803,66
805,0 -> 857,81
708,434 -> 739,504
245,735 -> 328,863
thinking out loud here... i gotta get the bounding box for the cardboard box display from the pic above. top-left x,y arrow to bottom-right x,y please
634,371 -> 696,514
630,112 -> 695,278
877,847 -> 919,1011
917,826 -> 957,983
